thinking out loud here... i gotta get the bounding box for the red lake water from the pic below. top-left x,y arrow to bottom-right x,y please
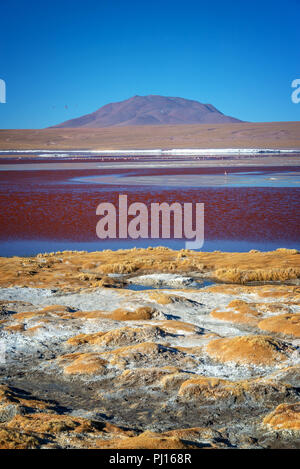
0,158 -> 299,256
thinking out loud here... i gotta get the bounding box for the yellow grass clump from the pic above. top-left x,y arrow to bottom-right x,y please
210,299 -> 261,326
116,367 -> 179,387
94,429 -> 199,449
67,326 -> 167,349
4,323 -> 25,333
0,385 -> 52,412
176,376 -> 266,400
109,306 -> 155,320
148,291 -> 174,304
206,335 -> 294,366
53,306 -> 155,322
0,428 -> 40,449
214,267 -> 300,284
108,342 -> 164,359
205,284 -> 300,301
155,320 -> 199,333
263,403 -> 300,430
100,262 -> 140,274
178,377 -> 237,399
5,413 -> 96,434
66,332 -> 107,346
258,314 -> 300,338
57,353 -> 107,375
162,427 -> 218,441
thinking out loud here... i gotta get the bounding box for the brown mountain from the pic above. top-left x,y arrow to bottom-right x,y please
52,95 -> 243,128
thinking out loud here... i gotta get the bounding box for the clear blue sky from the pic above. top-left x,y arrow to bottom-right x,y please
0,0 -> 299,128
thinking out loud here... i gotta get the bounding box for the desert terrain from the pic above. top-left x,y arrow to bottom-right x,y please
0,247 -> 299,449
0,121 -> 300,152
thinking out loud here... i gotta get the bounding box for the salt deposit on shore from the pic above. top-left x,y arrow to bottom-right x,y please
0,248 -> 299,448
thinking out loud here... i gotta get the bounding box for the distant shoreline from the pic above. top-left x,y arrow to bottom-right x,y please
1,153 -> 300,168
1,148 -> 300,156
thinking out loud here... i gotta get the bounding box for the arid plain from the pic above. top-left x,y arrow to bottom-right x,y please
0,121 -> 300,151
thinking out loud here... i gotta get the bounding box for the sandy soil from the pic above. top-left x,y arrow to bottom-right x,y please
0,121 -> 300,151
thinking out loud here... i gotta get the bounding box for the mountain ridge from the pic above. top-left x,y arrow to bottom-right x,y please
52,95 -> 243,128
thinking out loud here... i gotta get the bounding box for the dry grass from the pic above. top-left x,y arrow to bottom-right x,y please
5,413 -> 96,434
258,314 -> 300,338
57,353 -> 107,375
162,427 -> 218,441
66,332 -> 107,346
210,299 -> 261,326
155,320 -> 199,333
4,323 -> 25,332
206,335 -> 294,366
108,342 -> 165,358
0,247 -> 299,289
205,284 -> 300,298
116,367 -> 179,387
177,375 -> 293,403
214,267 -> 300,284
263,403 -> 300,430
67,326 -> 168,349
0,385 -> 52,411
0,428 -> 40,449
148,291 -> 174,304
177,376 -> 270,401
94,429 -> 198,449
109,306 -> 155,320
178,377 -> 238,399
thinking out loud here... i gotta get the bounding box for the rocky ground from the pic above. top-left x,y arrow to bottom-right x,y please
0,247 -> 299,449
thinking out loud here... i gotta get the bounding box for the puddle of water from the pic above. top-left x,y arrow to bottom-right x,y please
125,279 -> 214,291
71,170 -> 300,188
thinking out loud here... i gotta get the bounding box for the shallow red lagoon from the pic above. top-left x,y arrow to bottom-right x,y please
0,164 -> 299,256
